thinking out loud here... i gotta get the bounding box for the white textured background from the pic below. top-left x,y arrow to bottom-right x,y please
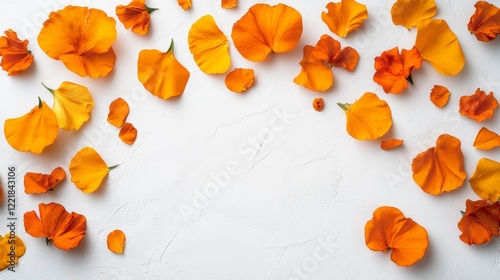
1,0 -> 500,279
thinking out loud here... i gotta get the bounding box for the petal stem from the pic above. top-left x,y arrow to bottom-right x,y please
145,5 -> 159,14
406,73 -> 414,85
167,39 -> 174,53
337,102 -> 351,111
41,82 -> 55,95
38,96 -> 43,108
108,164 -> 119,171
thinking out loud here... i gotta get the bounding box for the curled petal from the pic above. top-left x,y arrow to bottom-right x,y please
468,1 -> 500,42
24,167 -> 66,194
469,158 -> 500,202
0,29 -> 34,75
415,19 -> 465,75
116,0 -> 157,35
313,98 -> 324,112
373,47 -> 422,94
391,0 -> 437,29
294,45 -> 333,92
119,123 -> 138,145
473,127 -> 500,150
321,0 -> 368,37
430,85 -> 450,108
107,98 -> 130,127
459,88 -> 498,122
381,139 -> 403,151
458,199 -> 500,245
411,134 -> 466,195
225,68 -> 255,93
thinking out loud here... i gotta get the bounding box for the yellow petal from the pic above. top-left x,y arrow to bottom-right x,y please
474,127 -> 500,150
107,229 -> 126,254
188,15 -> 230,74
469,158 -> 500,201
107,98 -> 130,127
4,99 -> 58,154
321,0 -> 368,37
415,19 -> 465,75
0,234 -> 26,270
391,0 -> 437,29
69,147 -> 116,193
43,82 -> 93,130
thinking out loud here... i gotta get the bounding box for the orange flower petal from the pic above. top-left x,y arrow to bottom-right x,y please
69,147 -> 117,193
107,98 -> 130,127
138,40 -> 190,100
232,3 -> 302,62
0,234 -> 26,270
116,0 -> 157,35
188,15 -> 230,74
107,230 -> 126,254
321,0 -> 368,38
177,0 -> 192,11
24,202 -> 86,250
24,167 -> 66,194
458,199 -> 500,245
473,127 -> 500,150
469,158 -> 500,201
41,82 -> 94,131
38,6 -> 117,78
313,98 -> 324,112
415,19 -> 465,75
381,139 -> 404,151
430,85 -> 450,108
294,45 -> 333,92
0,29 -> 34,75
391,0 -> 437,29
459,88 -> 499,122
338,92 -> 392,140
119,123 -> 138,145
225,68 -> 255,93
373,46 -> 422,94
312,34 -> 359,71
222,0 -> 237,9
365,206 -> 428,267
411,134 -> 466,195
4,98 -> 58,154
468,1 -> 500,42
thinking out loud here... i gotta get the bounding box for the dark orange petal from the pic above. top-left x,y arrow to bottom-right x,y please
119,123 -> 138,145
116,0 -> 157,35
225,68 -> 255,93
177,0 -> 192,11
107,230 -> 126,254
411,134 -> 466,195
0,29 -> 34,75
321,0 -> 368,37
473,127 -> 500,150
24,167 -> 66,194
332,46 -> 359,71
381,139 -> 403,151
430,85 -> 451,108
313,98 -> 324,112
232,3 -> 302,62
391,0 -> 437,29
373,47 -> 422,94
468,1 -> 500,42
107,98 -> 130,127
458,199 -> 500,245
459,88 -> 499,122
52,211 -> 87,251
294,45 -> 333,92
311,34 -> 359,71
222,0 -> 237,9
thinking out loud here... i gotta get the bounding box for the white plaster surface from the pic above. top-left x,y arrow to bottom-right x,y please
0,0 -> 500,279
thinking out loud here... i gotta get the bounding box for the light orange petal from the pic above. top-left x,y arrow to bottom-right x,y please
459,88 -> 499,122
119,123 -> 138,145
293,45 -> 333,92
321,0 -> 368,37
138,41 -> 190,100
415,19 -> 465,75
0,234 -> 26,270
177,0 -> 192,11
313,98 -> 324,112
107,98 -> 130,127
58,48 -> 116,79
4,99 -> 58,154
381,139 -> 404,151
107,230 -> 126,254
391,0 -> 437,29
411,134 -> 466,195
24,167 -> 66,194
188,15 -> 230,74
473,127 -> 500,150
232,3 -> 303,62
69,147 -> 115,193
0,29 -> 34,75
225,68 -> 255,93
469,158 -> 500,202
338,92 -> 392,140
468,1 -> 500,42
222,0 -> 237,9
430,85 -> 450,108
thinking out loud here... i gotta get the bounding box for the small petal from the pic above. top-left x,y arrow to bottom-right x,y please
381,139 -> 403,151
459,88 -> 498,122
107,230 -> 126,254
225,68 -> 255,93
222,0 -> 237,9
69,147 -> 115,193
24,167 -> 66,194
119,123 -> 138,145
177,0 -> 192,11
0,29 -> 34,75
430,85 -> 450,108
107,98 -> 130,127
469,158 -> 500,202
313,98 -> 324,112
473,127 -> 500,150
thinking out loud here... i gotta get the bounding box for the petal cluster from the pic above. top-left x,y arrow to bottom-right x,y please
0,29 -> 34,75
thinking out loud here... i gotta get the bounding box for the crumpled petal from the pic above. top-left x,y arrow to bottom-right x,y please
24,167 -> 66,194
225,68 -> 255,93
473,127 -> 500,150
468,1 -> 500,42
459,88 -> 498,122
4,99 -> 58,154
381,139 -> 404,151
312,34 -> 359,71
338,92 -> 392,140
321,0 -> 368,38
116,0 -> 157,35
69,147 -> 116,193
138,40 -> 190,100
231,3 -> 302,62
0,29 -> 34,75
294,45 -> 333,92
415,19 -> 465,75
313,98 -> 324,112
430,85 -> 450,108
107,229 -> 126,254
365,206 -> 428,267
411,134 -> 466,195
469,158 -> 500,201
391,0 -> 437,29
188,15 -> 230,74
119,123 -> 138,145
458,199 -> 500,245
107,98 -> 130,127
